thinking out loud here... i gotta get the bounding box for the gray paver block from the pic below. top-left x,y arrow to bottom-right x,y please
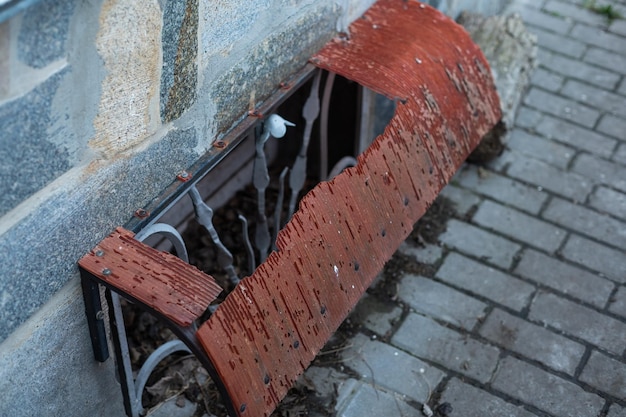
455,165 -> 548,214
301,366 -> 350,399
392,313 -> 500,383
515,249 -> 613,308
399,274 -> 487,330
544,0 -> 608,26
540,52 -> 620,90
530,27 -> 586,58
610,18 -> 626,36
608,286 -> 626,318
439,220 -> 522,269
524,87 -> 600,128
335,380 -> 418,417
508,129 -> 574,168
584,47 -> 626,75
340,333 -> 444,402
615,144 -> 626,164
514,106 -> 544,129
513,4 -> 572,34
479,308 -> 585,375
535,114 -> 617,158
589,186 -> 626,220
543,197 -> 626,249
530,67 -> 563,92
397,242 -> 443,265
492,356 -> 605,417
438,183 -> 481,217
573,153 -> 626,193
597,114 -> 626,140
570,23 -> 626,54
506,151 -> 593,200
473,200 -> 566,252
349,294 -> 403,336
529,291 -> 626,354
608,404 -> 626,417
619,78 -> 626,96
561,80 -> 626,117
441,378 -> 538,417
562,234 -> 626,282
437,252 -> 534,311
580,350 -> 626,399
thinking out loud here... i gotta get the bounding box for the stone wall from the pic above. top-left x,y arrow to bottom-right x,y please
0,0 -> 507,414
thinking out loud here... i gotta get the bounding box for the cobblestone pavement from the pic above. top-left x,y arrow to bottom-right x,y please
300,1 -> 626,416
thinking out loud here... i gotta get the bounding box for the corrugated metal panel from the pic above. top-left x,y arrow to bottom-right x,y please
198,1 -> 501,416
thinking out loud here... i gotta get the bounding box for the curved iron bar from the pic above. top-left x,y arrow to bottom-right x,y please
272,167 -> 289,252
327,156 -> 358,180
134,340 -> 192,415
319,71 -> 335,180
238,213 -> 255,276
134,222 -> 189,263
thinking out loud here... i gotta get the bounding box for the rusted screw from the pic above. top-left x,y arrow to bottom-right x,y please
134,208 -> 149,219
213,140 -> 227,149
177,171 -> 192,182
95,249 -> 104,257
248,110 -> 262,118
279,81 -> 290,90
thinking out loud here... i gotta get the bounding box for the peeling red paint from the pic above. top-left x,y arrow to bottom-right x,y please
198,1 -> 500,416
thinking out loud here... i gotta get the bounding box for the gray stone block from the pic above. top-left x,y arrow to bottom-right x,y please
541,52 -> 620,90
514,249 -> 613,308
589,187 -> 626,219
17,0 -> 75,68
349,294 -> 402,336
561,80 -> 626,117
597,114 -> 626,140
580,351 -> 626,399
584,47 -> 626,74
0,280 -> 125,417
479,308 -> 585,375
571,23 -> 626,54
436,252 -> 534,311
524,87 -> 600,128
392,312 -> 500,383
0,127 -> 199,341
532,27 -> 586,58
561,235 -> 626,283
608,404 -> 626,417
399,274 -> 488,330
441,378 -> 537,417
0,67 -> 71,217
335,380 -> 418,417
608,286 -> 626,318
492,356 -> 604,417
508,128 -> 574,169
572,153 -> 626,193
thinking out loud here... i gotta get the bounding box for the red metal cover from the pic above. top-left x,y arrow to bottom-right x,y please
198,1 -> 500,416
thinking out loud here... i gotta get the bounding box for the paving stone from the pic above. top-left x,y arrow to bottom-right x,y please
349,294 -> 403,336
512,4 -> 572,33
561,79 -> 626,117
535,114 -> 617,158
508,129 -> 574,169
608,285 -> 626,318
584,47 -> 626,74
479,308 -> 585,375
531,27 -> 586,58
392,313 -> 500,383
543,197 -> 626,248
455,165 -> 548,214
439,221 -> 522,269
529,291 -> 626,354
441,378 -> 538,417
492,356 -> 605,417
341,333 -> 444,402
438,184 -> 482,217
507,151 -> 593,200
544,0 -> 609,26
620,78 -> 626,96
614,143 -> 626,165
580,350 -> 626,399
514,106 -> 544,129
570,23 -> 626,54
572,153 -> 626,192
399,274 -> 488,330
597,114 -> 626,140
524,87 -> 600,128
335,380 -> 418,417
540,53 -> 621,90
530,67 -> 564,92
302,366 -> 350,400
515,249 -> 614,307
397,242 -> 443,265
610,18 -> 626,36
436,253 -> 534,311
562,234 -> 626,282
589,186 -> 626,219
474,200 -> 566,251
608,404 -> 626,417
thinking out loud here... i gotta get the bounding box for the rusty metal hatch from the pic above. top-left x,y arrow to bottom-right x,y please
196,1 -> 501,416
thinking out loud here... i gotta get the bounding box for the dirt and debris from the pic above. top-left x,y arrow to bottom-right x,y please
123,186 -> 459,417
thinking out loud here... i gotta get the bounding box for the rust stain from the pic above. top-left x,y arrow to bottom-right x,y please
197,1 -> 501,416
79,227 -> 222,327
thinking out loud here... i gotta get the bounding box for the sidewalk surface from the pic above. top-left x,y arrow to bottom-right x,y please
300,1 -> 626,416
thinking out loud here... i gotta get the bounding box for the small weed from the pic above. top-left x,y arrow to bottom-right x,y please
582,0 -> 624,23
